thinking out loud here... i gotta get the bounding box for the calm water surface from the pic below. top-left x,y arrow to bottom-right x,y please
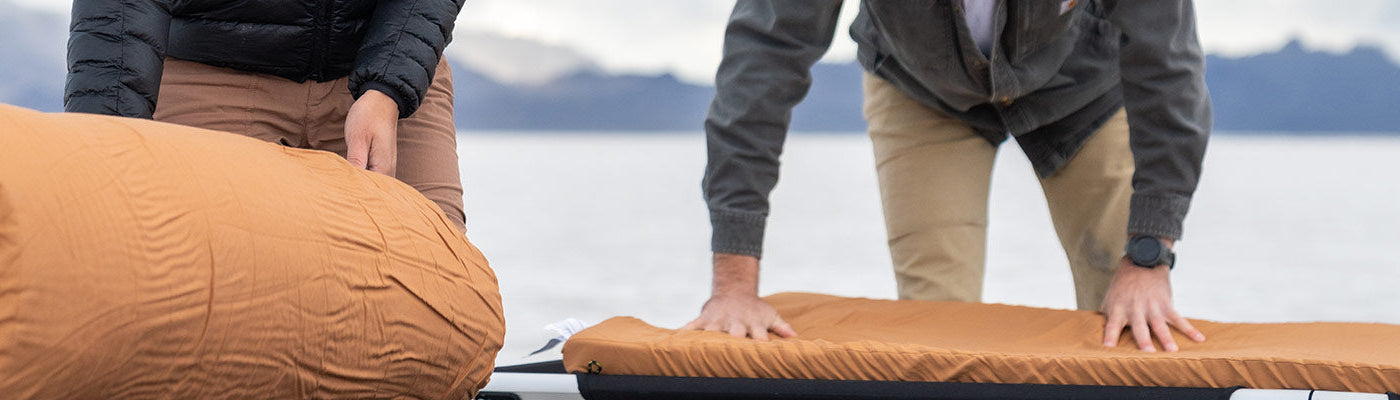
456,132 -> 1400,361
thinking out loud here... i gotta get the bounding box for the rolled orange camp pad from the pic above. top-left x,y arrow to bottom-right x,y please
0,104 -> 504,399
563,292 -> 1400,394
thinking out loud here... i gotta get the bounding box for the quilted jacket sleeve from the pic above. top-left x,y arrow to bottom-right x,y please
64,0 -> 173,118
350,0 -> 467,119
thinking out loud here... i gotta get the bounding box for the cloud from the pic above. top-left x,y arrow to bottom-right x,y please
454,0 -> 735,84
1196,0 -> 1400,60
452,0 -> 1400,84
454,0 -> 859,84
11,0 -> 1399,84
449,30 -> 602,86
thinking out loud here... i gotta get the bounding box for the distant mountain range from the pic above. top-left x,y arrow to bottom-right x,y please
455,41 -> 1400,133
3,5 -> 1397,133
1207,40 -> 1400,132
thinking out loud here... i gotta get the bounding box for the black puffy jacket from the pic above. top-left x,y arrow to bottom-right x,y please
64,0 -> 466,119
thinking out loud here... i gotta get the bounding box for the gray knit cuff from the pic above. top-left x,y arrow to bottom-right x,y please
1127,193 -> 1192,240
710,210 -> 767,259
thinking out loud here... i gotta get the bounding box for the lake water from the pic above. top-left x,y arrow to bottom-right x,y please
456,132 -> 1400,362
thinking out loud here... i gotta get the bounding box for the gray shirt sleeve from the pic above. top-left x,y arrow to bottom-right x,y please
703,0 -> 845,258
1102,0 -> 1212,240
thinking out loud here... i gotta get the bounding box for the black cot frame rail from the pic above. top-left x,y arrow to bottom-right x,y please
576,374 -> 1238,400
482,361 -> 1400,400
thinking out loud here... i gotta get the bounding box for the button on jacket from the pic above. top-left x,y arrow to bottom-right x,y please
704,0 -> 1211,257
64,0 -> 466,120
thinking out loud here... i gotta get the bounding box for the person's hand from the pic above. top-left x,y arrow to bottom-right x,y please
344,89 -> 399,177
683,292 -> 796,341
681,253 -> 797,341
1100,241 -> 1205,352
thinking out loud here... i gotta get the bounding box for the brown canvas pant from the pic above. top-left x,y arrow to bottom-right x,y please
863,73 -> 1131,311
153,58 -> 466,232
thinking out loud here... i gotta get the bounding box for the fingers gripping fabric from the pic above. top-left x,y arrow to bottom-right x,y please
0,104 -> 504,399
563,292 -> 1400,394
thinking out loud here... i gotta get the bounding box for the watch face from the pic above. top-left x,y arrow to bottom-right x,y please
1129,237 -> 1160,264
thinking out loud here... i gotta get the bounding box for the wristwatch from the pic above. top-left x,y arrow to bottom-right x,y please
1124,235 -> 1175,269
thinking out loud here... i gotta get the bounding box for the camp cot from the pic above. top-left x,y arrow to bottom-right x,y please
479,292 -> 1400,400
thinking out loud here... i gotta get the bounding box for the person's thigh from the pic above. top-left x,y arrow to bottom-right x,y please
153,58 -> 305,146
395,61 -> 465,231
1037,108 -> 1132,311
313,60 -> 466,232
864,73 -> 997,302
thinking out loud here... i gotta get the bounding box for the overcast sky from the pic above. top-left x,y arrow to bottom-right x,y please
13,0 -> 1400,84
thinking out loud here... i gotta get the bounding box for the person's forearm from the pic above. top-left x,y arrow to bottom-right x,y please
712,253 -> 760,297
65,0 -> 172,118
702,0 -> 846,258
1103,0 -> 1210,240
1130,234 -> 1175,248
349,0 -> 466,119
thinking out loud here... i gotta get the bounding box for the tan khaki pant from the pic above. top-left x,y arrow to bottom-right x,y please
153,58 -> 466,231
863,73 -> 1131,310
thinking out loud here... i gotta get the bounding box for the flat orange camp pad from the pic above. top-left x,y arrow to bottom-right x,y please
563,292 -> 1400,393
